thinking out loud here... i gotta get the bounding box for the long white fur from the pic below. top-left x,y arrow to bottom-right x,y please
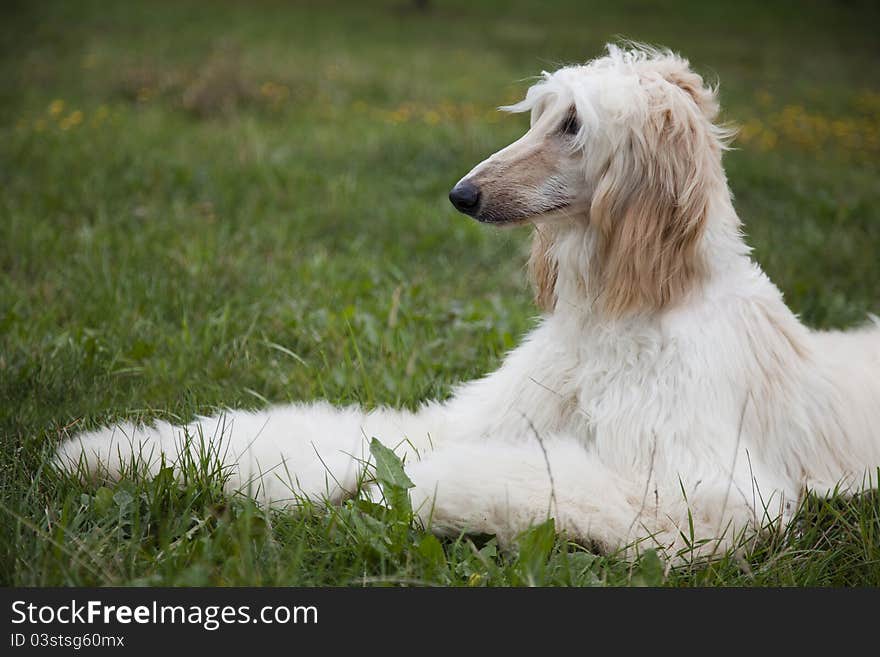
56,44 -> 880,559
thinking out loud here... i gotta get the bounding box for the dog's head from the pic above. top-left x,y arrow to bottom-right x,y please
450,44 -> 733,316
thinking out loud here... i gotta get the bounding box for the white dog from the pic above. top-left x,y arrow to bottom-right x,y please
57,44 -> 880,559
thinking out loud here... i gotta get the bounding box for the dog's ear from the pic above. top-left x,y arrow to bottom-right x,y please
659,63 -> 719,122
529,226 -> 558,312
590,93 -> 716,316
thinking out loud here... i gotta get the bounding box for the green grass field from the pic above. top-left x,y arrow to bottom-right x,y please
2,0 -> 879,586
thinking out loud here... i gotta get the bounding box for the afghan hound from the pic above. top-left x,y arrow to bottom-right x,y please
56,44 -> 880,559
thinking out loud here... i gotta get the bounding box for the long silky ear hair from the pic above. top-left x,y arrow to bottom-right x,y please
589,75 -> 721,317
529,226 -> 558,312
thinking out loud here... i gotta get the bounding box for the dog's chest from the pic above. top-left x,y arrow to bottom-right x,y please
551,320 -> 717,450
576,335 -> 677,416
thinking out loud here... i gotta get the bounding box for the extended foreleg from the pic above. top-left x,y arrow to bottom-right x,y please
55,402 -> 438,506
401,438 -> 772,559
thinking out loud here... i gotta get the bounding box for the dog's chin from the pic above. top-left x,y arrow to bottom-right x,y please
473,214 -> 532,228
472,203 -> 578,227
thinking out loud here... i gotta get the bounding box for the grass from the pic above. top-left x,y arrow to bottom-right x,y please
1,0 -> 879,586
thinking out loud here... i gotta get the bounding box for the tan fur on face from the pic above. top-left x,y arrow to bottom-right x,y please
588,74 -> 720,317
468,130 -> 580,225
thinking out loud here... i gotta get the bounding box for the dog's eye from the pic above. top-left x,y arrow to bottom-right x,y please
559,110 -> 580,137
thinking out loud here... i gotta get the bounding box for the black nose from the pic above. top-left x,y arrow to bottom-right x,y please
449,181 -> 481,215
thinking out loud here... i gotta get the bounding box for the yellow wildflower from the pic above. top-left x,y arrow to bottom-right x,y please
59,110 -> 84,130
388,106 -> 411,123
48,99 -> 64,117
